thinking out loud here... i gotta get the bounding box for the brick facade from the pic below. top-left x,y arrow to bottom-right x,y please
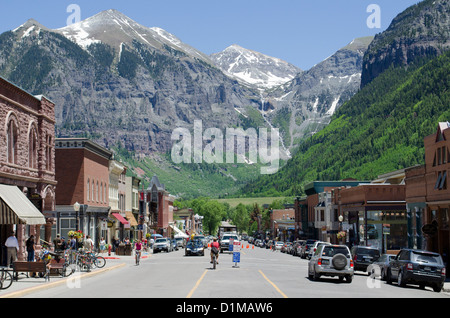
0,76 -> 56,263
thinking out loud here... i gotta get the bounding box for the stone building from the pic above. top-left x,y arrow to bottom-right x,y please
0,76 -> 56,263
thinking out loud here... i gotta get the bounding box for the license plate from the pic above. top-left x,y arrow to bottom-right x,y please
424,267 -> 431,271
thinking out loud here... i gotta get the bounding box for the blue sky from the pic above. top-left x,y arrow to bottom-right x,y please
0,0 -> 421,70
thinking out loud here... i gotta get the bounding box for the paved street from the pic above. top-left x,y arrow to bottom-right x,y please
2,246 -> 449,301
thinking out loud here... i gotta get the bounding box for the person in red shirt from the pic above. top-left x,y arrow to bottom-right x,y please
210,237 -> 220,265
135,240 -> 143,265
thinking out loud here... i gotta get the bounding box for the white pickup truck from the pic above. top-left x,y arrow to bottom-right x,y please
219,233 -> 240,253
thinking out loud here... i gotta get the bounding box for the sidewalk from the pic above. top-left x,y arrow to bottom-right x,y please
0,252 -> 143,298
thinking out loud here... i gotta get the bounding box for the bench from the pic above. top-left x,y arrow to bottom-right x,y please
48,259 -> 67,277
13,261 -> 49,281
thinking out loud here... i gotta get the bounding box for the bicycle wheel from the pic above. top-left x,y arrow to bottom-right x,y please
94,256 -> 106,268
213,256 -> 216,270
0,270 -> 13,290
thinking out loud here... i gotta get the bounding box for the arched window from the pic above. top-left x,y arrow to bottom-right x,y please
7,117 -> 19,164
28,125 -> 38,169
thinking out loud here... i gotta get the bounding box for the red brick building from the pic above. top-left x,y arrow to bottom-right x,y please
0,76 -> 56,263
405,122 -> 450,268
54,138 -> 112,245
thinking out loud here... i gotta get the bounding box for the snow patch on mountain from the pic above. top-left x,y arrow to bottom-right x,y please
210,44 -> 301,90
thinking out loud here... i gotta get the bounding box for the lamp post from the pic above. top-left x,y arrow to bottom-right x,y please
74,202 -> 80,231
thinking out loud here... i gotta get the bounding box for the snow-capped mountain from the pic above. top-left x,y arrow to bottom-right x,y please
57,9 -> 210,63
210,44 -> 302,90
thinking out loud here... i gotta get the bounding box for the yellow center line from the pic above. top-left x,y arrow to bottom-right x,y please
187,270 -> 207,298
259,270 -> 288,298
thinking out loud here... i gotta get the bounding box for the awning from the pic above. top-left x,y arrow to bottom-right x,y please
125,211 -> 138,227
0,184 -> 46,225
170,224 -> 189,238
112,213 -> 129,225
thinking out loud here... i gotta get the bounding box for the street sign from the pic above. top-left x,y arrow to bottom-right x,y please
232,241 -> 241,268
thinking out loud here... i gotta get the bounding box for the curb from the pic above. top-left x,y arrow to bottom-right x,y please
0,263 -> 126,298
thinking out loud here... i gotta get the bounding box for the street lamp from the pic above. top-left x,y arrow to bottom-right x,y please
74,202 -> 80,231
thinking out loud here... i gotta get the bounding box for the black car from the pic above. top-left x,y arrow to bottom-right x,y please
386,249 -> 446,292
351,246 -> 380,273
185,240 -> 205,256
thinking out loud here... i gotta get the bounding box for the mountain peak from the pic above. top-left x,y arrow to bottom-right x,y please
211,44 -> 301,89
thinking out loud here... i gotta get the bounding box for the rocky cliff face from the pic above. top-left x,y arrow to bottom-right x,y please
263,37 -> 373,148
361,0 -> 450,88
0,9 -> 367,160
1,10 -> 264,155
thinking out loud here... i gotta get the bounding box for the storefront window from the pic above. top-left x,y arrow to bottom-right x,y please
366,210 -> 407,252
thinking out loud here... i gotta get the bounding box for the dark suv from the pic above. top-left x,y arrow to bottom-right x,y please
351,246 -> 380,273
386,249 -> 446,292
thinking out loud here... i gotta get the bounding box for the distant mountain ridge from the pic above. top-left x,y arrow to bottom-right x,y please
0,9 -> 373,197
210,44 -> 302,90
240,0 -> 450,197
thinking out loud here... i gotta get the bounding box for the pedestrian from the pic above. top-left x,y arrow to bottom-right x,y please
84,235 -> 94,252
53,234 -> 62,252
5,232 -> 19,267
60,237 -> 68,251
100,237 -> 106,254
26,235 -> 35,262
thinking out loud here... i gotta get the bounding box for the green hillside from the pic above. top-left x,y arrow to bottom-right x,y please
240,51 -> 450,197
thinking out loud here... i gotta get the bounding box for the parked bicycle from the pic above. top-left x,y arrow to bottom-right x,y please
0,268 -> 13,290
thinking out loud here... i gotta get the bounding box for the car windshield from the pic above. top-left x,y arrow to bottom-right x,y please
223,236 -> 238,240
188,240 -> 203,247
322,246 -> 350,257
412,251 -> 443,264
155,238 -> 167,243
357,248 -> 380,256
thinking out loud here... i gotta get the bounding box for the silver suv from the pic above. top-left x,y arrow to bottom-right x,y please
308,244 -> 354,283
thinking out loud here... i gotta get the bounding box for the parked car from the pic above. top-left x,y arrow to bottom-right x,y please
292,240 -> 305,256
185,239 -> 205,256
175,237 -> 185,248
282,242 -> 292,253
307,241 -> 331,260
351,246 -> 381,273
369,254 -> 396,280
300,239 -> 317,259
153,238 -> 171,253
274,241 -> 284,251
386,249 -> 446,292
171,239 -> 179,251
308,244 -> 354,283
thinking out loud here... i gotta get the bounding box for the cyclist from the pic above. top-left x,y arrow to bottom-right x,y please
210,237 -> 220,265
135,240 -> 142,265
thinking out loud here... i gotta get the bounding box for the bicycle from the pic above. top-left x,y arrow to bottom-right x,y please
0,268 -> 13,290
135,249 -> 141,266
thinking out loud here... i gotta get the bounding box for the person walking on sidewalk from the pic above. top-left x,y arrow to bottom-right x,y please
5,232 -> 19,267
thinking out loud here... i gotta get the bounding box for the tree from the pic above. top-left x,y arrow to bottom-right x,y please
232,203 -> 250,234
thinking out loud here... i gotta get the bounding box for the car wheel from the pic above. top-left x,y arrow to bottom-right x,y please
397,271 -> 405,287
433,283 -> 443,292
345,275 -> 353,283
386,269 -> 392,284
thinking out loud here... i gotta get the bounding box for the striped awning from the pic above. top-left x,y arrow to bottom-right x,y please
0,184 -> 46,225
